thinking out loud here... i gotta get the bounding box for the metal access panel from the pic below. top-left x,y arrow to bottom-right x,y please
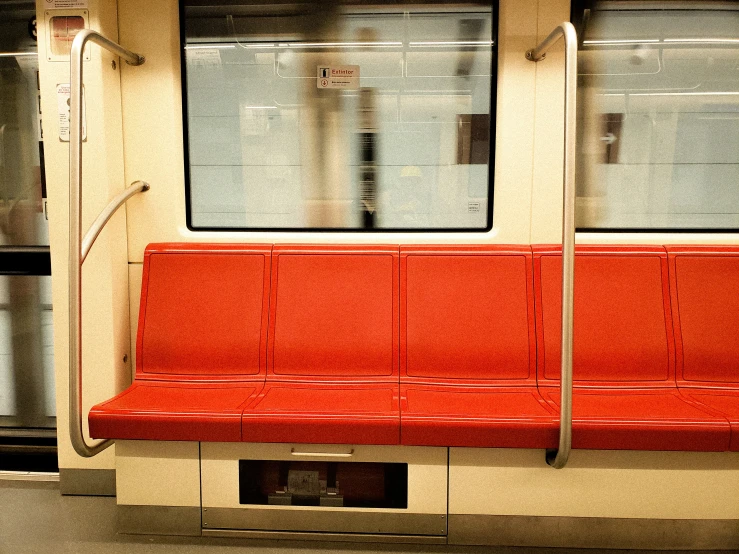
200,443 -> 448,537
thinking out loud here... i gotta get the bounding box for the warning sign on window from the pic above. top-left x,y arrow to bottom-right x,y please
317,65 -> 360,90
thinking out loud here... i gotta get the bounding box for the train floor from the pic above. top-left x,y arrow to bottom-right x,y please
0,477 -> 731,554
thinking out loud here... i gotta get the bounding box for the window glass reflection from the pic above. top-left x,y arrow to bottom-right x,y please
0,19 -> 47,246
577,4 -> 739,230
0,275 -> 55,429
183,1 -> 495,230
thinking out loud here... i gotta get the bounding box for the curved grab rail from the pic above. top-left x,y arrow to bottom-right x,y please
69,30 -> 146,458
82,181 -> 149,264
526,22 -> 577,469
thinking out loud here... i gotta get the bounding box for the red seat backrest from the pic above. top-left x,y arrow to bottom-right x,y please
534,246 -> 674,387
668,246 -> 739,387
401,246 -> 536,385
269,245 -> 399,382
137,244 -> 271,380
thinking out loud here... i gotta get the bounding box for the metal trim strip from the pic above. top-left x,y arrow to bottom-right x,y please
449,514 -> 739,550
202,507 -> 446,536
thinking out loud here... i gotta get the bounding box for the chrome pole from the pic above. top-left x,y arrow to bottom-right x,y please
69,30 -> 145,458
526,22 -> 577,469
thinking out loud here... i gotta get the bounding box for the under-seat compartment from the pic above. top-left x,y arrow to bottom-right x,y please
239,460 -> 408,508
201,443 -> 447,536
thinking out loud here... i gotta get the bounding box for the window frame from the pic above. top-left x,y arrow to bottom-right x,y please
179,0 -> 499,233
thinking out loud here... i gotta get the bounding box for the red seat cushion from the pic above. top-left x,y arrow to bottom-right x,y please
542,389 -> 730,451
89,245 -> 271,442
668,249 -> 739,386
242,383 -> 400,445
535,247 -> 674,386
683,391 -> 739,451
244,247 -> 401,444
269,246 -> 399,381
399,247 -> 550,448
139,245 -> 271,379
533,247 -> 731,452
401,247 -> 535,384
89,381 -> 260,442
400,386 -> 558,448
667,248 -> 739,451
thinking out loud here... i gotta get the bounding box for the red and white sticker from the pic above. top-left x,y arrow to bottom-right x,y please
317,65 -> 360,90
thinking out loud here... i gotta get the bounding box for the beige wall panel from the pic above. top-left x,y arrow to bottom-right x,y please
530,0 -> 570,244
201,443 -> 447,515
118,0 -> 532,262
118,0 -> 187,262
37,0 -> 132,471
490,0 -> 538,244
450,448 -> 739,519
116,440 -> 201,507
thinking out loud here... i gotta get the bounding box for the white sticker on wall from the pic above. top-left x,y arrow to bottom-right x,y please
317,65 -> 360,90
185,48 -> 222,66
45,0 -> 88,9
57,83 -> 86,142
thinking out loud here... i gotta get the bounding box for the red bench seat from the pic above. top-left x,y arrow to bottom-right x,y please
534,246 -> 731,451
89,244 -> 271,442
399,246 -> 558,448
240,246 -> 400,445
242,383 -> 399,445
669,247 -> 739,451
90,381 -> 261,442
542,388 -> 729,451
90,242 -> 738,452
401,385 -> 558,448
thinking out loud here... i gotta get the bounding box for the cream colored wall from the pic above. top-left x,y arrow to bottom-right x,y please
116,441 -> 200,506
117,0 -> 185,260
492,0 -> 539,245
118,0 -> 739,259
117,0 -> 537,263
450,448 -> 739,519
531,0 -> 570,244
37,0 -> 132,472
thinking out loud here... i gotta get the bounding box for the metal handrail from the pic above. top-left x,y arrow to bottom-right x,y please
81,181 -> 149,264
526,22 -> 577,469
69,29 -> 146,458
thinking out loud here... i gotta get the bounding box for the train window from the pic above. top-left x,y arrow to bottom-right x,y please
0,275 -> 55,431
575,2 -> 739,231
0,1 -> 56,442
181,1 -> 497,231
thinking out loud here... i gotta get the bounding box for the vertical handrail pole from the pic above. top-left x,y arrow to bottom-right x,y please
526,22 -> 577,469
69,29 -> 144,458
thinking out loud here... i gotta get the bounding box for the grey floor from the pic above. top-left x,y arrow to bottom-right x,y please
0,479 -> 733,554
